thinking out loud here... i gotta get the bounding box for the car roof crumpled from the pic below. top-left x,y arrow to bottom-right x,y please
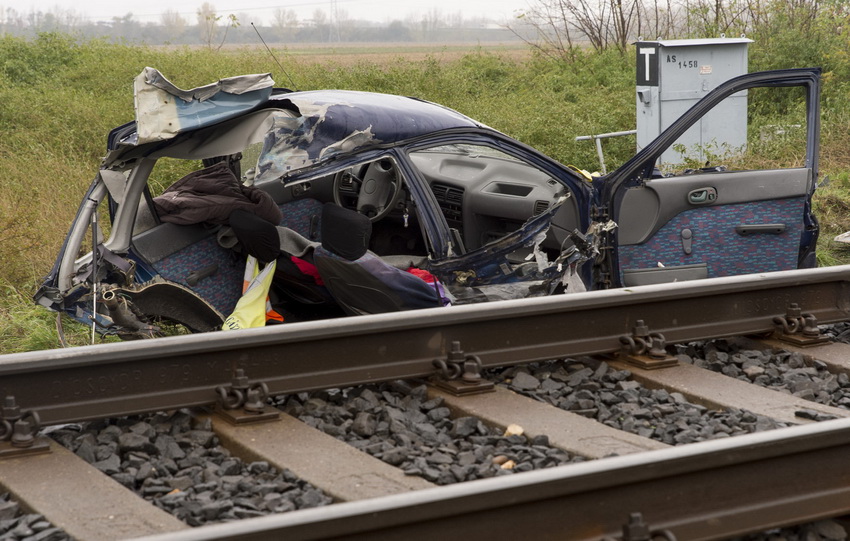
134,67 -> 275,144
255,90 -> 481,182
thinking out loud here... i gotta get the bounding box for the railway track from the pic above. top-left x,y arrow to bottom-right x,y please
3,266 -> 850,540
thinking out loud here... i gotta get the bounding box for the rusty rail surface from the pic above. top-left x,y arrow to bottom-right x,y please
131,417 -> 850,541
2,265 -> 850,426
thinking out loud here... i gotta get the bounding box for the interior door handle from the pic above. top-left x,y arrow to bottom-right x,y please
687,187 -> 717,205
736,224 -> 786,235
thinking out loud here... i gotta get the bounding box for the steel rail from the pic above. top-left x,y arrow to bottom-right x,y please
131,417 -> 850,541
2,265 -> 850,425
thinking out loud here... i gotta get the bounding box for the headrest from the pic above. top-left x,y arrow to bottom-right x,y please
321,204 -> 371,260
229,208 -> 281,264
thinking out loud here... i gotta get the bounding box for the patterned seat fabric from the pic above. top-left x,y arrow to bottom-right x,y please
279,198 -> 323,241
152,234 -> 243,316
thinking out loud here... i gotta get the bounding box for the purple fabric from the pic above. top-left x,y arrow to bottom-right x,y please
152,234 -> 242,315
314,246 -> 441,312
278,198 -> 323,241
618,198 -> 805,282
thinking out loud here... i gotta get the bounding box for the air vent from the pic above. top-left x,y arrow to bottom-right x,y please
338,172 -> 356,192
431,183 -> 447,200
534,200 -> 549,215
432,182 -> 464,222
445,188 -> 463,204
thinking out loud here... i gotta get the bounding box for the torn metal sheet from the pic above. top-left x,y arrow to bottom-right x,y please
134,67 -> 275,144
255,91 -> 478,182
835,231 -> 850,244
428,196 -> 578,290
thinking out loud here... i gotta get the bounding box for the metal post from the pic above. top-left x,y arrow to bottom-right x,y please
575,130 -> 637,175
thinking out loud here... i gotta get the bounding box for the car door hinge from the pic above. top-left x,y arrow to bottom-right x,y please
592,205 -> 609,221
594,270 -> 612,289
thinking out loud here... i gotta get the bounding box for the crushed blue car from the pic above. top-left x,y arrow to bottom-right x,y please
34,67 -> 821,337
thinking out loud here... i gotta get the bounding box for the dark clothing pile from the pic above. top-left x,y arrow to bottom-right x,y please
153,162 -> 282,226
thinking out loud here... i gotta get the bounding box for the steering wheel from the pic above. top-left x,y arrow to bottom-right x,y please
332,158 -> 404,222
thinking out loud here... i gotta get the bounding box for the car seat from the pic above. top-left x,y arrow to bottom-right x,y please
313,204 -> 443,315
228,209 -> 337,311
278,197 -> 323,241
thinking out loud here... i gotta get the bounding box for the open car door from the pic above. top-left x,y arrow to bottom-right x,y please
602,68 -> 821,288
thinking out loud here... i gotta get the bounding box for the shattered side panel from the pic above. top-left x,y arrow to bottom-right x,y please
255,91 -> 478,182
134,67 -> 275,144
426,196 -> 596,302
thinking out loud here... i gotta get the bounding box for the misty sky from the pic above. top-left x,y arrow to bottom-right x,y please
17,0 -> 531,24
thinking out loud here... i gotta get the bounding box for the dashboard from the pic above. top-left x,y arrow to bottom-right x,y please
409,148 -> 580,254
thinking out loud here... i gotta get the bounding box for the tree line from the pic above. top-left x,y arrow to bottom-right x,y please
0,2 -> 523,46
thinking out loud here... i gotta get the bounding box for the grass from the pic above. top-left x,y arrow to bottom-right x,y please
2,34 -> 849,353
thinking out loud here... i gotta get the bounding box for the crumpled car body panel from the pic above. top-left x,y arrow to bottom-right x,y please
255,91 -> 481,182
134,67 -> 275,144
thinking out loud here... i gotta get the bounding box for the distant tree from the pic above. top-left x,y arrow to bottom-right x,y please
446,11 -> 465,28
420,7 -> 443,40
309,8 -> 330,41
1,7 -> 22,33
272,7 -> 299,41
333,8 -> 355,41
197,3 -> 218,46
197,2 -> 239,50
385,19 -> 412,41
26,10 -> 72,32
510,0 -> 644,56
111,13 -> 142,41
160,9 -> 187,40
680,0 -> 755,37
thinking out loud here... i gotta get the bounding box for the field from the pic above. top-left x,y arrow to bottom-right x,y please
2,35 -> 850,353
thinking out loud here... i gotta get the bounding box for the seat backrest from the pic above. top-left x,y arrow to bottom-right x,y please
313,204 -> 441,315
278,197 -> 323,241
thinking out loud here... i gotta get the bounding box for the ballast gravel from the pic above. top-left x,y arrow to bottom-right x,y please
676,338 -> 849,417
273,380 -> 583,485
486,357 -> 790,446
822,322 -> 850,344
48,410 -> 332,527
0,493 -> 69,541
737,520 -> 848,540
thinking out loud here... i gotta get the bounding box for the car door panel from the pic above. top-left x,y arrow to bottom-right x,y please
618,194 -> 806,283
617,168 -> 810,245
617,167 -> 810,283
604,68 -> 820,289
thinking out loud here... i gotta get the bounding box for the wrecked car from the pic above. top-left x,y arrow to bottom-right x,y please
34,66 -> 821,338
